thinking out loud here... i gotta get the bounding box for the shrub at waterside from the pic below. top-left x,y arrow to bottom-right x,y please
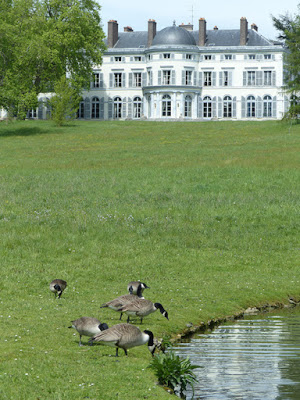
0,120 -> 299,399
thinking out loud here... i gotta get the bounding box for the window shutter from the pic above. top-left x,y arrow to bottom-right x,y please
108,98 -> 113,119
129,73 -> 133,87
199,72 -> 203,87
171,70 -> 176,85
100,98 -> 104,119
219,72 -> 223,86
272,96 -> 277,118
122,73 -> 126,87
244,54 -> 248,60
84,97 -> 90,119
193,71 -> 197,86
232,97 -> 237,118
284,96 -> 289,113
109,73 -> 113,88
233,55 -> 236,60
122,56 -> 125,62
128,98 -> 133,119
212,72 -> 216,87
241,96 -> 246,118
198,97 -> 203,118
257,96 -> 262,118
130,57 -> 133,62
122,98 -> 127,118
272,71 -> 276,86
212,55 -> 216,60
158,70 -> 161,85
200,55 -> 203,62
220,55 -> 224,61
243,71 -> 247,86
272,54 -> 275,60
182,70 -> 185,85
150,71 -> 153,85
256,71 -> 263,86
159,54 -> 163,59
218,97 -> 222,118
100,73 -> 104,88
228,71 -> 233,86
110,57 -> 114,62
212,96 -> 217,118
171,53 -> 175,59
142,72 -> 147,87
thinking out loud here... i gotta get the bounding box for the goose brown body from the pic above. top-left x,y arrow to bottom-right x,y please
68,317 -> 108,346
89,323 -> 155,356
120,299 -> 169,323
49,279 -> 67,298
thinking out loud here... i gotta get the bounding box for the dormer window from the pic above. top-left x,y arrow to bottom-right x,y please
225,54 -> 232,60
248,54 -> 256,60
163,53 -> 171,59
134,56 -> 142,61
204,55 -> 212,60
115,56 -> 122,62
264,54 -> 271,60
186,54 -> 192,60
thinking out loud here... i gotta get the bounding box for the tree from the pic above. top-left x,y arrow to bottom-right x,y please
273,4 -> 300,120
0,0 -> 106,118
49,76 -> 81,126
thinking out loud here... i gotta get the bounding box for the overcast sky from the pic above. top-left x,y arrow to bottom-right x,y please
96,0 -> 299,40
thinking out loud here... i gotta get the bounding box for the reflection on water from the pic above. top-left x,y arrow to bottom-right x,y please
173,307 -> 300,399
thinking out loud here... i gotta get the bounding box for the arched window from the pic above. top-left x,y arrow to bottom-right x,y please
247,96 -> 255,117
114,97 -> 122,119
223,96 -> 232,118
92,96 -> 100,119
133,96 -> 142,118
162,94 -> 171,117
184,95 -> 192,117
203,96 -> 212,118
263,95 -> 272,117
77,98 -> 84,119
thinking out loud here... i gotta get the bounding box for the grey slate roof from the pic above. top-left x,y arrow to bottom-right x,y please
105,26 -> 275,49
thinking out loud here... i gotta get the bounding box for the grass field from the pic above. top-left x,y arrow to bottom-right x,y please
0,119 -> 299,399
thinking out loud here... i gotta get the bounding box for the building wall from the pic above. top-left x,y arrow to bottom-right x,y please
79,46 -> 286,121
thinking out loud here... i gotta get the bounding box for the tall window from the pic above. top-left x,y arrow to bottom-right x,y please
203,96 -> 212,118
247,96 -> 256,117
77,100 -> 84,119
184,95 -> 192,117
263,95 -> 272,117
223,71 -> 229,86
204,72 -> 212,86
114,97 -> 122,119
93,73 -> 100,88
247,71 -> 256,86
163,70 -> 171,85
114,73 -> 122,87
27,109 -> 37,118
162,94 -> 171,117
185,71 -> 192,85
133,72 -> 142,87
133,97 -> 142,118
264,71 -> 272,86
223,96 -> 232,118
91,97 -> 100,119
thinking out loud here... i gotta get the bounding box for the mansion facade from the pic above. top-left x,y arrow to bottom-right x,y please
9,17 -> 289,121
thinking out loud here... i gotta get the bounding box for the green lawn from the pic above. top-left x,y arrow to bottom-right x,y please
0,119 -> 299,399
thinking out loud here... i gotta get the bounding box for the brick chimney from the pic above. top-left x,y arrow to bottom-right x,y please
108,20 -> 118,48
124,26 -> 133,32
199,18 -> 206,46
251,23 -> 258,32
148,19 -> 157,47
240,17 -> 248,46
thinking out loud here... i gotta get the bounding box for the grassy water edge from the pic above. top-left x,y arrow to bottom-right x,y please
0,120 -> 299,399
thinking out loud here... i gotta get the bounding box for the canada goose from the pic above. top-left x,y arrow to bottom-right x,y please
89,323 -> 156,357
119,299 -> 169,323
68,317 -> 109,346
127,281 -> 150,295
100,284 -> 144,320
49,279 -> 67,298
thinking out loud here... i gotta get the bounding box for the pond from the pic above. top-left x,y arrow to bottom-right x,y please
173,306 -> 300,399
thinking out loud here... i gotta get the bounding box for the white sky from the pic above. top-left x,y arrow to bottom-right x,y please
96,0 -> 299,40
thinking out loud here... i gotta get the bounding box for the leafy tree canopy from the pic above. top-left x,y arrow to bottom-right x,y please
0,0 -> 106,118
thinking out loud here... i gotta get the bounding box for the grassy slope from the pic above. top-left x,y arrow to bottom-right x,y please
0,120 -> 299,399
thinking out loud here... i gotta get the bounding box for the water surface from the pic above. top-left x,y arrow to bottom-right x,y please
174,307 -> 300,399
